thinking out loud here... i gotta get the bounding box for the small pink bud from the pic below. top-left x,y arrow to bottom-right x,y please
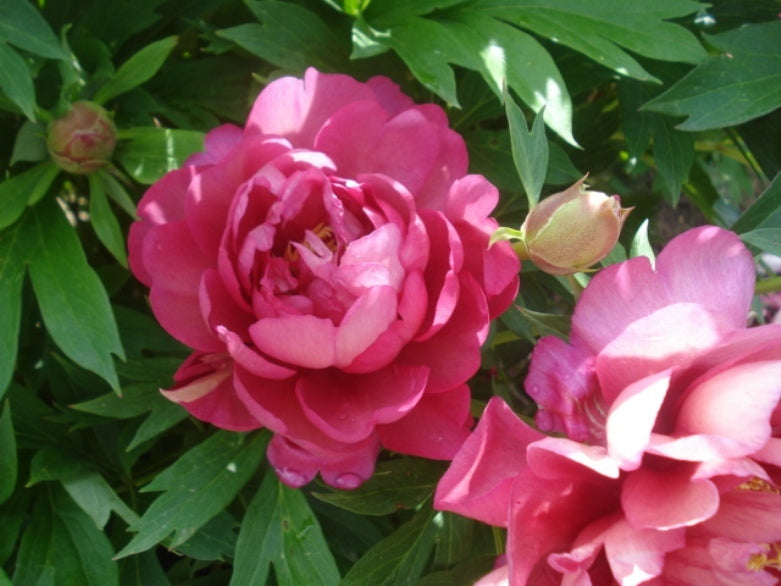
47,101 -> 117,174
519,176 -> 631,276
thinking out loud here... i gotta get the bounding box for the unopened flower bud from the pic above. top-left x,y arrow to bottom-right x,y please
518,176 -> 631,275
47,101 -> 117,174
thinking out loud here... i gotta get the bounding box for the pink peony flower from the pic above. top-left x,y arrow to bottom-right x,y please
435,226 -> 781,584
128,68 -> 519,489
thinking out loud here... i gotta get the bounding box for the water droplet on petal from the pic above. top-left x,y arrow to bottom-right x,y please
334,473 -> 363,490
276,467 -> 308,488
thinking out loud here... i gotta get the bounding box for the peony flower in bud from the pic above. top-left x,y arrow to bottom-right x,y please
47,101 -> 117,174
518,176 -> 631,275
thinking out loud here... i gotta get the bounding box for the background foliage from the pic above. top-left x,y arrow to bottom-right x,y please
0,0 -> 779,584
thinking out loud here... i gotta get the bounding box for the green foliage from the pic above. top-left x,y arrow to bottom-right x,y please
0,0 -> 779,583
231,472 -> 340,586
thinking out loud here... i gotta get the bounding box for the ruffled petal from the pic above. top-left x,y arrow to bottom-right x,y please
434,397 -> 544,527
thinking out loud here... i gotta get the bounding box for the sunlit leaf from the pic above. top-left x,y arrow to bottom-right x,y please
93,36 -> 178,104
505,96 -> 548,208
115,127 -> 203,184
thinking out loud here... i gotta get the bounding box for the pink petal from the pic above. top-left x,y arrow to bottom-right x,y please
525,336 -> 601,442
246,67 -> 376,147
434,396 -> 545,527
398,273 -> 488,393
527,437 -> 620,480
603,518 -> 685,586
606,370 -> 672,470
366,75 -> 414,115
700,486 -> 781,543
675,360 -> 781,457
184,123 -> 243,166
149,286 -> 221,352
412,209 -> 463,341
337,222 -> 405,294
162,368 -> 259,431
335,286 -> 398,368
295,365 -> 428,443
571,255 -> 666,353
378,383 -> 472,461
216,326 -> 296,380
595,303 -> 732,405
621,465 -> 719,529
342,271 -> 427,374
249,314 -> 336,368
506,472 -> 618,585
200,269 -> 254,338
655,226 -> 755,331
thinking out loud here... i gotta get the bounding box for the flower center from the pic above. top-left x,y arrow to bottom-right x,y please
284,222 -> 338,263
747,543 -> 781,572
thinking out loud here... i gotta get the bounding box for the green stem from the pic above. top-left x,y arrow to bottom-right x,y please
756,276 -> 781,295
492,526 -> 506,555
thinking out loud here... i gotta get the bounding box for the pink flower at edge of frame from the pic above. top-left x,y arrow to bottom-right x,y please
128,67 -> 520,489
436,226 -> 781,585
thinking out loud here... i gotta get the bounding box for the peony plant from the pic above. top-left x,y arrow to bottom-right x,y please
128,68 -> 519,489
435,226 -> 781,585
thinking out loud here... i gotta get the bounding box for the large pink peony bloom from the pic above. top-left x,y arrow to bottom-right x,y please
435,226 -> 781,584
128,68 -> 519,489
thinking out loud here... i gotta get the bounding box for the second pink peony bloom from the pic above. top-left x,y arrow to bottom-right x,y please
128,68 -> 519,489
436,226 -> 781,585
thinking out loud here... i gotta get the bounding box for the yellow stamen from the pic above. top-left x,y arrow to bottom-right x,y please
748,543 -> 781,572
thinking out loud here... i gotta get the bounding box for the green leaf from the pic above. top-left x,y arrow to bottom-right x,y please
88,174 -> 128,267
643,20 -> 781,130
341,507 -> 438,586
99,171 -> 138,218
231,472 -> 340,586
732,172 -> 781,234
71,383 -> 165,420
741,228 -> 781,256
119,550 -> 170,586
476,0 -> 706,81
417,555 -> 497,586
652,115 -> 694,206
0,0 -> 68,59
115,127 -> 204,184
363,0 -> 471,26
0,163 -> 60,231
445,11 -> 575,145
431,512 -> 474,569
368,16 -> 466,106
629,219 -> 656,264
116,431 -> 269,558
10,120 -> 47,164
24,199 -> 124,390
312,458 -> 446,516
93,36 -> 178,105
0,490 -> 31,564
126,400 -> 188,451
217,1 -> 349,72
0,402 -> 16,504
505,97 -> 548,208
13,486 -> 119,586
0,42 -> 37,121
0,221 -> 26,396
175,511 -> 237,561
28,447 -> 139,528
515,305 -> 571,340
